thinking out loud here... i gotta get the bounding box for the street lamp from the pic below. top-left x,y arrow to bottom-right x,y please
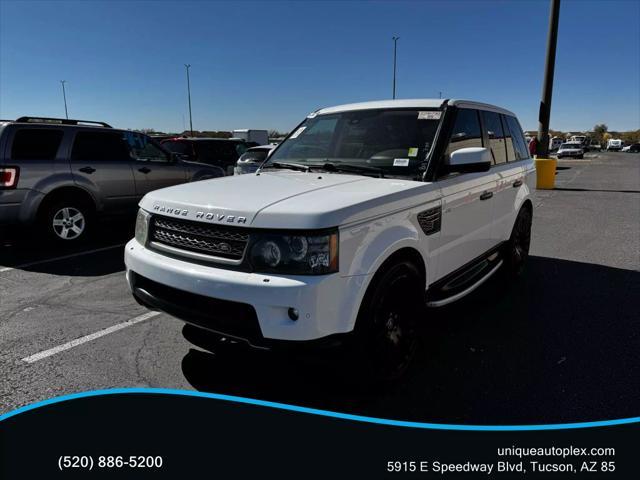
60,80 -> 68,119
537,0 -> 561,157
392,36 -> 399,99
184,64 -> 194,137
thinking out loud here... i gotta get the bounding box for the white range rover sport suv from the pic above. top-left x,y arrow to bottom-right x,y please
125,99 -> 535,380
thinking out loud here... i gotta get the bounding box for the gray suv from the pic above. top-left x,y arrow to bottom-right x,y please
0,117 -> 224,243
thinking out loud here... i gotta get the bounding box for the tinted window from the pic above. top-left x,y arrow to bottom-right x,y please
162,140 -> 193,156
447,109 -> 483,157
11,129 -> 63,160
505,116 -> 529,160
124,132 -> 169,162
481,111 -> 507,165
71,131 -> 131,161
501,115 -> 516,161
194,141 -> 241,163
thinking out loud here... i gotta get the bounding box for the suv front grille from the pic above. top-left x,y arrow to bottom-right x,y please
150,216 -> 249,261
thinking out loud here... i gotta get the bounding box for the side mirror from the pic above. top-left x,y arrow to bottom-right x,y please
448,147 -> 492,173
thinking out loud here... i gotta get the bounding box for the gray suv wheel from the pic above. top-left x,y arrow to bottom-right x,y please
42,199 -> 92,243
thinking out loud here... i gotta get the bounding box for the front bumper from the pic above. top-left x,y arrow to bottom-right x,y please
124,239 -> 369,345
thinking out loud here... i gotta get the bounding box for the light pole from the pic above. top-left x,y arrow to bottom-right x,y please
392,36 -> 399,99
537,0 -> 561,157
60,80 -> 68,119
184,64 -> 194,137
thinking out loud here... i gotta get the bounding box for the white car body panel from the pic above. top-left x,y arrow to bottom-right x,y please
126,99 -> 536,343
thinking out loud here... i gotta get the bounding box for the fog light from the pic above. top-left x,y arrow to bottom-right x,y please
288,308 -> 299,321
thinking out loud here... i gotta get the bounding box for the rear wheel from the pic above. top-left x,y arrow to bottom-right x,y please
503,206 -> 532,278
350,260 -> 423,382
42,198 -> 92,243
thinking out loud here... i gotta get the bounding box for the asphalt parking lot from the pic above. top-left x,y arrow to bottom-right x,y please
1,151 -> 638,424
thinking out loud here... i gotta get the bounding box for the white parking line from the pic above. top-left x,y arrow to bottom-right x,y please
0,243 -> 126,273
21,311 -> 162,364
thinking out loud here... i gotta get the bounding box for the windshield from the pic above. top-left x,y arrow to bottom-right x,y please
267,109 -> 442,179
561,143 -> 579,149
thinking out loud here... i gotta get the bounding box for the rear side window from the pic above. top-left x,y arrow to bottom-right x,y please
71,131 -> 131,161
481,111 -> 507,165
505,116 -> 529,160
501,115 -> 516,161
11,129 -> 63,160
447,109 -> 483,157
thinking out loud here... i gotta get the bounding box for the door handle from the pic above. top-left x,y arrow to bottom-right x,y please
480,191 -> 494,201
78,166 -> 96,174
513,179 -> 523,188
138,167 -> 151,174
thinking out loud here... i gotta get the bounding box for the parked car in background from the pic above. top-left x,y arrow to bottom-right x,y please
549,136 -> 563,151
126,98 -> 535,380
232,129 -> 269,145
607,139 -> 624,151
161,137 -> 253,175
621,143 -> 640,153
234,145 -> 275,175
0,117 -> 224,243
589,143 -> 602,151
557,142 -> 584,159
570,135 -> 591,151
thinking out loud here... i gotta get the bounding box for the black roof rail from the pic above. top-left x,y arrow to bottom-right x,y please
15,116 -> 112,128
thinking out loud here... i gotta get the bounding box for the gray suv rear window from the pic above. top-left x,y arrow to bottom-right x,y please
11,129 -> 63,160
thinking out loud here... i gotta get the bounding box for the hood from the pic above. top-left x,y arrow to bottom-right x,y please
139,171 -> 437,229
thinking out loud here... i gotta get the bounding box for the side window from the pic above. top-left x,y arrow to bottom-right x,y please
11,129 -> 63,160
235,142 -> 249,156
71,131 -> 131,161
505,116 -> 530,160
447,109 -> 483,157
481,111 -> 507,165
501,115 -> 516,161
162,141 -> 192,156
125,132 -> 169,162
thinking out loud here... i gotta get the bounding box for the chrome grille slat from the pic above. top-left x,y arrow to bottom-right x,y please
150,216 -> 249,261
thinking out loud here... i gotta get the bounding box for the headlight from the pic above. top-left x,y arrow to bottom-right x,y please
249,231 -> 338,275
135,209 -> 151,245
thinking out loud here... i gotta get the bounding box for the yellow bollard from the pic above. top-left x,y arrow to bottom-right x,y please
535,158 -> 557,190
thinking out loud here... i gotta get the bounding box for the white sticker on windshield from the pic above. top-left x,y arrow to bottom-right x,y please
418,111 -> 441,120
408,147 -> 419,157
289,126 -> 306,139
393,158 -> 410,167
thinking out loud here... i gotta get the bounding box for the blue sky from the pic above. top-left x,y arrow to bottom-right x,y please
1,0 -> 638,133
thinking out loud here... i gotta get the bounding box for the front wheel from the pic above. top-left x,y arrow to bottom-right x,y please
350,260 -> 423,382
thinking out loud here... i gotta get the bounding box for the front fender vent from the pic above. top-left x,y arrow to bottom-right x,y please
417,206 -> 442,235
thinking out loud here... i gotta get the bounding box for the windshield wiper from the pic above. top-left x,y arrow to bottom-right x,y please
258,161 -> 311,173
319,162 -> 385,178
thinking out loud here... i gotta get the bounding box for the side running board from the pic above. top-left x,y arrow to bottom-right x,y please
426,259 -> 503,308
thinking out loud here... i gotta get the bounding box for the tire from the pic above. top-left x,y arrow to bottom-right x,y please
41,198 -> 93,243
349,260 -> 424,382
578,154 -> 584,159
503,206 -> 532,278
